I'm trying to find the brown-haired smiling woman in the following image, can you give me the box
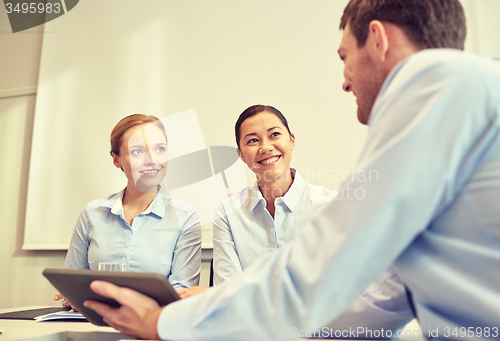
[55,114,201,307]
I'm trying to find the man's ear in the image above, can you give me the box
[366,20,389,63]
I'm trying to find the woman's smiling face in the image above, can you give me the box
[113,122,168,193]
[238,111,295,183]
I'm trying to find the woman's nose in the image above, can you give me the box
[144,151,157,165]
[259,140,273,153]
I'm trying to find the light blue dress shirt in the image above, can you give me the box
[64,188,201,290]
[157,49,500,340]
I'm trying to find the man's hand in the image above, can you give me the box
[84,280,162,340]
[177,285,209,299]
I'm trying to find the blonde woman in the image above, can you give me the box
[55,114,201,307]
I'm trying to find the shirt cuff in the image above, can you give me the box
[157,297,197,341]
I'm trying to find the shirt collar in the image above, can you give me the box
[248,168,306,212]
[106,189,125,215]
[150,189,168,218]
[248,182,265,211]
[104,187,168,219]
[280,169,305,212]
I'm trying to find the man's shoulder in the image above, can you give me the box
[409,49,472,65]
[381,49,497,102]
[402,49,492,80]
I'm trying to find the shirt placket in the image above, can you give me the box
[119,211,140,270]
[274,199,286,248]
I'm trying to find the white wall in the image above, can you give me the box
[1,0,500,310]
[0,12,61,308]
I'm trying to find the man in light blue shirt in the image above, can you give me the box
[84,1,500,340]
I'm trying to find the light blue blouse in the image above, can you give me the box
[213,169,336,284]
[64,188,201,290]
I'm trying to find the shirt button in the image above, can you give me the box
[132,228,137,232]
[277,210,281,214]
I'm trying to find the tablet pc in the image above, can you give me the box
[43,268,180,326]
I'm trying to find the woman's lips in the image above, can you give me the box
[258,155,280,166]
[139,169,162,176]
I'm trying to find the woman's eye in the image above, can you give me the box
[270,132,281,138]
[156,147,165,153]
[247,138,258,144]
[130,149,143,155]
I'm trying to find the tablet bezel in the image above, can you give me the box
[43,268,180,326]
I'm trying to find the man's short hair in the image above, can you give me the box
[340,0,466,50]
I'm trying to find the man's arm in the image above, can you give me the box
[325,267,414,335]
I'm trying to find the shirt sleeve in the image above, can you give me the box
[212,199,243,285]
[324,267,414,336]
[169,208,202,290]
[64,206,91,269]
[157,52,496,340]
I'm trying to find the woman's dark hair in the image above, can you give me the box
[235,105,292,149]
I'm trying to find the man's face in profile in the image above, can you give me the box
[338,23,387,125]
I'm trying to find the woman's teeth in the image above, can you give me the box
[260,156,279,165]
